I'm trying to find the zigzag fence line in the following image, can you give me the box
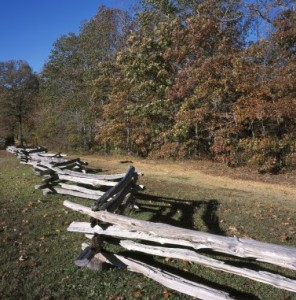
[6,145,296,299]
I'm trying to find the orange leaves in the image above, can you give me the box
[280,233,292,242]
[131,288,173,299]
[163,289,173,298]
[35,0,295,170]
[228,225,240,235]
[282,221,290,227]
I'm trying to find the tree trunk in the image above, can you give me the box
[18,113,23,146]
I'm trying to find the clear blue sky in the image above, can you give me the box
[0,0,135,73]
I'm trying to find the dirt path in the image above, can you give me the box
[81,155,296,208]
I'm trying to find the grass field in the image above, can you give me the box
[1,151,296,299]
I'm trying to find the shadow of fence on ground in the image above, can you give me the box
[135,193,225,236]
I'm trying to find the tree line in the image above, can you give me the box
[0,0,295,173]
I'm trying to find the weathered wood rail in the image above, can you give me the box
[6,145,47,156]
[6,145,296,299]
[7,146,141,213]
[64,200,296,299]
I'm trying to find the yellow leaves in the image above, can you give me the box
[157,69,169,79]
[228,225,240,235]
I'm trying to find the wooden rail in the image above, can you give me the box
[64,200,296,298]
[6,145,296,299]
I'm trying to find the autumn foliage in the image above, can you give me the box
[1,1,295,172]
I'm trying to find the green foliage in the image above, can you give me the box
[36,6,130,151]
[94,6,180,156]
[0,60,39,145]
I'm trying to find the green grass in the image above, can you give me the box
[1,154,296,299]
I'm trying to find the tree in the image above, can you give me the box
[38,32,88,149]
[230,7,296,172]
[157,0,245,159]
[96,1,180,156]
[29,1,295,171]
[0,60,39,145]
[38,6,130,150]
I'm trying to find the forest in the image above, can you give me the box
[0,0,295,173]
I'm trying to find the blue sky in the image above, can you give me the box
[0,0,135,73]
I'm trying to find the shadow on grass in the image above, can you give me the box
[124,194,295,298]
[135,192,225,235]
[102,244,259,300]
[153,259,259,300]
[200,249,296,280]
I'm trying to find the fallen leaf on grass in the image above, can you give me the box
[163,289,172,298]
[228,226,239,235]
[164,257,173,262]
[132,290,143,298]
[18,255,26,262]
[27,201,34,207]
[108,296,124,300]
[182,259,192,265]
[280,233,291,241]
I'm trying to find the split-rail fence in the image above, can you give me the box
[6,145,296,299]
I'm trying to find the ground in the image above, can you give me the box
[1,150,296,299]
[82,154,296,207]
